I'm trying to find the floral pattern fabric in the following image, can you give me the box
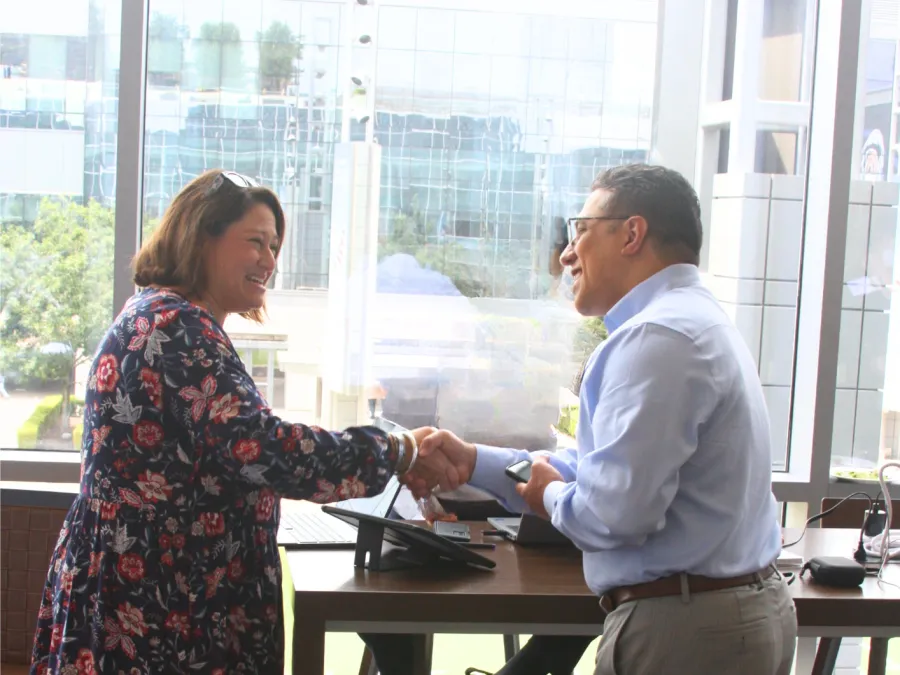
[31,288,397,674]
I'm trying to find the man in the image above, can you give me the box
[407,164,797,675]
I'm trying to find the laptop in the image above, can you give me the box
[276,416,405,549]
[487,514,573,546]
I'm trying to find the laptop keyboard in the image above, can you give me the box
[280,511,354,544]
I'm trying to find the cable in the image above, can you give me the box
[875,460,900,585]
[782,491,873,549]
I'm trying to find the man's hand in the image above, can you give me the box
[514,455,564,520]
[409,426,437,447]
[401,428,477,498]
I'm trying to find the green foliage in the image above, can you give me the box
[379,211,487,297]
[149,11,182,39]
[378,204,536,299]
[258,21,300,93]
[557,404,579,437]
[0,218,40,318]
[148,12,185,77]
[199,21,241,42]
[16,394,63,448]
[565,316,608,399]
[573,316,608,365]
[196,22,244,90]
[1,198,114,413]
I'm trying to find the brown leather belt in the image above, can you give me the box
[600,566,776,613]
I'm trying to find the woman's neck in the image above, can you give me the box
[192,294,227,326]
[163,286,227,326]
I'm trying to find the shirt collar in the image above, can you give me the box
[603,263,701,334]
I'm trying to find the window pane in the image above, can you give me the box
[416,9,454,53]
[29,36,68,79]
[133,0,813,475]
[378,6,416,51]
[704,1,816,469]
[759,0,808,102]
[832,13,900,472]
[1,1,119,452]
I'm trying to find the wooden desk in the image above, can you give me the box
[782,528,900,634]
[782,528,900,675]
[287,525,900,675]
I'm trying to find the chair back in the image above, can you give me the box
[819,497,900,529]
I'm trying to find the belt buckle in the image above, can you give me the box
[599,594,615,614]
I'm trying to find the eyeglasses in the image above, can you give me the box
[207,171,259,196]
[566,215,630,246]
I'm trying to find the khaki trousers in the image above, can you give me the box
[594,572,797,675]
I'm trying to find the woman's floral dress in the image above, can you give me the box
[30,288,399,674]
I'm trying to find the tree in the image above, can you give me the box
[378,210,486,298]
[0,222,39,318]
[149,11,181,39]
[196,22,243,91]
[258,21,300,93]
[0,199,114,418]
[572,316,608,364]
[148,12,185,85]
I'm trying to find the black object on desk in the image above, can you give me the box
[322,506,497,572]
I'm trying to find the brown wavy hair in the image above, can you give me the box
[132,170,286,323]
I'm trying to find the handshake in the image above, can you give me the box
[401,427,476,499]
[399,427,565,520]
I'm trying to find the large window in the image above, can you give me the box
[0,0,820,467]
[132,1,664,451]
[831,16,900,477]
[4,0,900,671]
[0,1,120,452]
[0,2,895,501]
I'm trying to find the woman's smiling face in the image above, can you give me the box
[201,202,280,321]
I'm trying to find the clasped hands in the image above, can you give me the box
[405,427,564,520]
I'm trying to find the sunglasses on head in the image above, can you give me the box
[207,171,259,195]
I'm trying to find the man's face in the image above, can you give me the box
[560,189,631,316]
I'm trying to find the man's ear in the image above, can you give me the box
[621,216,649,256]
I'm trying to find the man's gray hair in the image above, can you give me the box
[591,164,702,265]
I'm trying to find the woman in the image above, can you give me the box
[31,170,429,674]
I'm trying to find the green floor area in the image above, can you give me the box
[296,632,900,675]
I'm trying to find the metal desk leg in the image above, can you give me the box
[503,635,521,661]
[411,634,434,675]
[811,637,841,675]
[293,613,326,675]
[868,638,889,675]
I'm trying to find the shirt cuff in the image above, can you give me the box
[542,480,566,518]
[470,444,522,492]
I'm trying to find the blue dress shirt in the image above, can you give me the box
[469,264,782,595]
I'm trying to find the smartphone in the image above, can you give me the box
[505,459,533,484]
[432,520,471,542]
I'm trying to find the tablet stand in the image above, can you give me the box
[322,504,496,572]
[354,519,440,571]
